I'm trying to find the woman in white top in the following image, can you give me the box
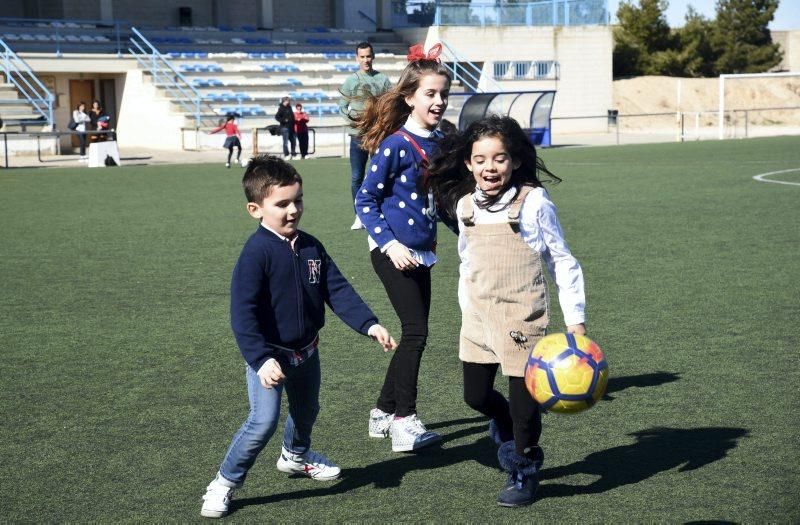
[72,102,91,160]
[427,115,586,507]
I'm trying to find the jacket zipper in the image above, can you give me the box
[290,241,304,336]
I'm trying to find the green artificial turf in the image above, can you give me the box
[1,136,798,521]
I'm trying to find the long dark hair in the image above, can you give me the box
[427,115,560,222]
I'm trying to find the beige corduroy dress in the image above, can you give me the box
[458,186,550,377]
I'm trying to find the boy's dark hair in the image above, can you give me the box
[242,155,302,203]
[356,41,373,54]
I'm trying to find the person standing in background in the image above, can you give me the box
[72,102,91,161]
[275,96,296,160]
[294,103,310,159]
[338,41,392,230]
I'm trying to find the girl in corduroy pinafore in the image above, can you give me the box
[428,115,587,508]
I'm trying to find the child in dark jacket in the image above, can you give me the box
[201,155,396,519]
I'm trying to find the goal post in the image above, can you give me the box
[718,71,800,140]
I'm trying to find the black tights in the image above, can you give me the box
[227,146,241,164]
[462,361,541,455]
[370,248,431,417]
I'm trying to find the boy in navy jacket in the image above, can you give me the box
[201,155,396,519]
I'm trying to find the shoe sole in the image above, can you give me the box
[391,434,442,453]
[276,462,340,481]
[496,500,534,508]
[200,509,228,518]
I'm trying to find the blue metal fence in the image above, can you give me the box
[0,38,54,127]
[392,0,609,27]
[128,27,204,126]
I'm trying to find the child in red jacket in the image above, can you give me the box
[209,115,243,168]
[294,103,310,159]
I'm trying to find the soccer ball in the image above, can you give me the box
[524,333,608,414]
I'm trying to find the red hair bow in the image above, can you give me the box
[406,43,443,63]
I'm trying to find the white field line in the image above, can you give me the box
[752,168,800,186]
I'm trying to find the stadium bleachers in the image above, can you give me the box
[169,52,408,125]
[0,18,407,55]
[0,17,416,130]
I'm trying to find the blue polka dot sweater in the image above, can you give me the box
[355,126,439,251]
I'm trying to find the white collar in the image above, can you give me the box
[403,116,438,138]
[261,223,296,244]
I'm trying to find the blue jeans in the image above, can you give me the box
[349,135,370,212]
[281,126,296,156]
[218,352,321,485]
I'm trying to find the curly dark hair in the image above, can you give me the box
[427,115,560,222]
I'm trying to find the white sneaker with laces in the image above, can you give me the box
[369,408,393,438]
[391,414,442,453]
[200,473,236,519]
[350,216,363,230]
[276,447,341,480]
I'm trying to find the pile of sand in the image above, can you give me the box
[613,75,800,129]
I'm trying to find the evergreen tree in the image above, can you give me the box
[613,0,674,77]
[675,7,717,77]
[712,0,782,74]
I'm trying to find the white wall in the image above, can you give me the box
[116,69,186,150]
[397,25,613,133]
[773,30,800,72]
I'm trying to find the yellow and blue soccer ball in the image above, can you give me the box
[524,333,608,414]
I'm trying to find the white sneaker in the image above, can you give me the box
[369,408,393,438]
[391,414,442,453]
[276,447,341,480]
[200,473,236,519]
[350,216,363,230]
[283,155,291,160]
[225,162,230,168]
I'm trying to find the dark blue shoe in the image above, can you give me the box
[497,469,539,507]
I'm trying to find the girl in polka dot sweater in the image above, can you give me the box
[352,44,451,452]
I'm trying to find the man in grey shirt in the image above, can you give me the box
[338,41,392,230]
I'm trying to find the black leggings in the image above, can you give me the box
[370,248,431,417]
[462,361,541,455]
[227,146,241,164]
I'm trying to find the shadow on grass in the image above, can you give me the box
[603,371,681,401]
[538,426,748,498]
[229,417,495,514]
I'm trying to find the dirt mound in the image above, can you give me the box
[613,75,800,127]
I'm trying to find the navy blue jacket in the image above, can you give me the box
[231,226,378,371]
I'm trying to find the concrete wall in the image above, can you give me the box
[275,0,333,29]
[0,0,339,29]
[397,25,613,133]
[116,69,186,150]
[773,30,800,72]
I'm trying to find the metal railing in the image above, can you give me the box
[392,0,609,27]
[493,60,560,81]
[440,40,501,93]
[0,37,54,127]
[128,26,204,126]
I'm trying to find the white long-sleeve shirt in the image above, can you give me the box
[456,185,586,326]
